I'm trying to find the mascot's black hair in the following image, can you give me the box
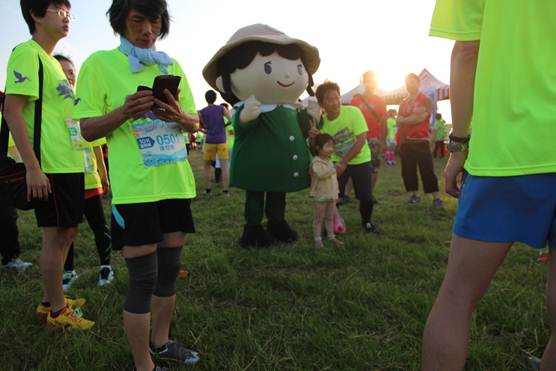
[217,41,315,105]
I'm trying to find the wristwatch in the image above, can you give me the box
[447,133,470,153]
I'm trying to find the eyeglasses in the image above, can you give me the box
[47,8,75,21]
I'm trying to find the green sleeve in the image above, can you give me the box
[232,105,256,132]
[429,0,484,41]
[296,108,311,139]
[74,55,108,120]
[5,44,39,100]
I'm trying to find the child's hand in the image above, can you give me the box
[240,95,262,123]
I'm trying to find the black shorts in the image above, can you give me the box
[34,173,84,228]
[111,199,195,250]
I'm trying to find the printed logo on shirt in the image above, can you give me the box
[333,127,355,157]
[56,80,77,103]
[13,70,29,83]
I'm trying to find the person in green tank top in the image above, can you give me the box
[432,112,447,158]
[202,24,321,247]
[73,0,200,368]
[3,0,94,331]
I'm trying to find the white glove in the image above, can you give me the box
[306,97,321,123]
[239,95,262,123]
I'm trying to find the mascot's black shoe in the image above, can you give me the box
[240,224,273,248]
[267,220,298,243]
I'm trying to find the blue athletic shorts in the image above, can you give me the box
[454,173,556,249]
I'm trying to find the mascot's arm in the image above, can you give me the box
[296,108,312,139]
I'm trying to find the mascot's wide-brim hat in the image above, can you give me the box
[203,23,320,90]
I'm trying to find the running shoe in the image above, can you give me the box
[150,341,200,365]
[3,258,32,271]
[62,270,78,291]
[47,306,94,330]
[98,265,114,287]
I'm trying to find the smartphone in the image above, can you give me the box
[152,75,181,104]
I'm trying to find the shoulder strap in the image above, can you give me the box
[354,94,382,123]
[0,57,43,163]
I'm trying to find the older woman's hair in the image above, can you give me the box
[107,0,170,39]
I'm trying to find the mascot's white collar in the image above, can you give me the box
[234,102,297,113]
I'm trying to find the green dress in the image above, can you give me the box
[230,105,312,192]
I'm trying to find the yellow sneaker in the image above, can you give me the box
[47,307,94,330]
[35,296,87,321]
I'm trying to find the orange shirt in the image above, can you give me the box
[398,93,431,141]
[350,94,387,139]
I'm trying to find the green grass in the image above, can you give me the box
[0,151,550,370]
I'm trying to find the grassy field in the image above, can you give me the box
[0,151,551,370]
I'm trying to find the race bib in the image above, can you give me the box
[132,119,187,167]
[65,118,86,150]
[83,147,95,174]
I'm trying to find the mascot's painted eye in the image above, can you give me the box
[264,61,272,75]
[297,64,303,75]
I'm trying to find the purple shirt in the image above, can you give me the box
[200,105,226,144]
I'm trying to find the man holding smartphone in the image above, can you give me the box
[74,0,200,369]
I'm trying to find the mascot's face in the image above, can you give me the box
[230,52,309,104]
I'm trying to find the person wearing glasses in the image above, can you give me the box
[3,0,93,330]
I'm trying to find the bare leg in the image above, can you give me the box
[151,232,185,348]
[220,158,229,192]
[324,201,335,239]
[541,248,556,370]
[421,235,511,371]
[122,244,158,371]
[40,226,78,311]
[203,160,212,191]
[313,203,326,248]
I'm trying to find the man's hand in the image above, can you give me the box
[239,95,261,123]
[122,90,154,120]
[154,89,185,122]
[336,161,347,176]
[444,151,468,198]
[26,167,51,201]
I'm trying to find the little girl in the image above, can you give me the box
[310,134,344,248]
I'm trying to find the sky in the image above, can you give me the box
[0,0,454,119]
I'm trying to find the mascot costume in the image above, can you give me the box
[203,24,320,247]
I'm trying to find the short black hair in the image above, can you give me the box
[20,0,71,34]
[107,0,170,39]
[218,41,315,105]
[53,54,74,65]
[436,113,442,119]
[315,82,341,106]
[205,90,217,104]
[219,102,229,109]
[310,133,334,156]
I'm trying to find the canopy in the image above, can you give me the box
[341,68,449,105]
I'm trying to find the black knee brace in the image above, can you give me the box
[154,247,182,297]
[124,253,158,314]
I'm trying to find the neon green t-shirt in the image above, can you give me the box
[434,119,446,141]
[430,0,556,176]
[320,105,371,165]
[73,48,197,204]
[225,116,234,149]
[4,39,83,173]
[386,117,397,142]
[83,138,106,191]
